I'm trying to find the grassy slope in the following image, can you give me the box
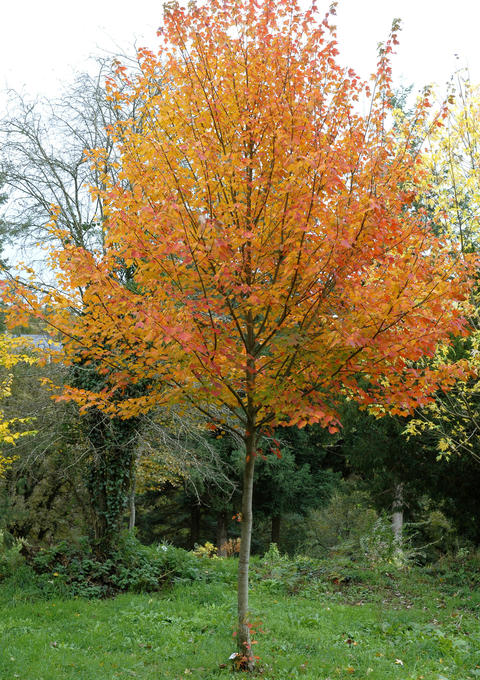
[1,559,479,680]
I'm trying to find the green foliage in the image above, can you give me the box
[426,547,480,591]
[252,543,326,596]
[339,404,431,515]
[251,512,308,555]
[254,543,298,594]
[0,529,24,579]
[26,534,206,598]
[134,424,337,555]
[409,498,460,562]
[254,425,337,520]
[135,487,193,547]
[358,515,413,568]
[0,360,90,544]
[334,403,480,552]
[300,482,465,569]
[301,484,378,559]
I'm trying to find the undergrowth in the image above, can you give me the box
[0,533,236,599]
[1,545,479,679]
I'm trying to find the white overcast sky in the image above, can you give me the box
[0,0,479,109]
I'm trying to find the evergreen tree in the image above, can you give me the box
[253,426,338,551]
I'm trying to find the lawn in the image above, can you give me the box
[1,555,479,679]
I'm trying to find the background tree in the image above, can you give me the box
[340,406,424,546]
[0,65,125,254]
[0,173,8,269]
[407,74,480,461]
[6,0,475,666]
[253,426,337,549]
[0,67,146,551]
[177,431,241,553]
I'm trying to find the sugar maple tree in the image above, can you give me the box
[5,0,475,667]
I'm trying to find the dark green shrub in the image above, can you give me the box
[426,548,480,590]
[252,543,328,595]
[301,486,378,559]
[28,533,206,598]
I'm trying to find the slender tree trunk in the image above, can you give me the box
[271,514,281,546]
[216,510,228,557]
[128,459,137,532]
[237,252,257,669]
[392,481,404,548]
[128,486,136,532]
[190,503,201,549]
[236,433,256,670]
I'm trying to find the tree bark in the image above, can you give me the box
[216,510,228,557]
[236,432,256,670]
[128,486,136,532]
[271,514,281,546]
[392,481,404,547]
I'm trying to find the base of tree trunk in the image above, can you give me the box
[236,438,256,670]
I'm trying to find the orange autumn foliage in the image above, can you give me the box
[7,1,472,431]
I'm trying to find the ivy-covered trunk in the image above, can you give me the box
[84,410,138,554]
[70,365,140,554]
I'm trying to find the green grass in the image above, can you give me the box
[1,557,479,679]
